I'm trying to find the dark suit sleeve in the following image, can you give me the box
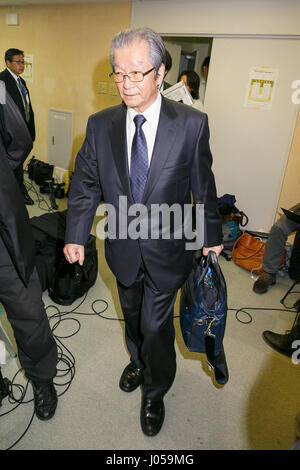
[0,96,33,170]
[0,134,36,285]
[0,71,35,141]
[0,103,9,148]
[65,116,102,245]
[190,113,222,247]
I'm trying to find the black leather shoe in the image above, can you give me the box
[23,191,34,205]
[262,326,300,357]
[140,397,165,437]
[119,362,144,392]
[32,381,57,420]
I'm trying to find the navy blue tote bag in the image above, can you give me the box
[180,250,229,384]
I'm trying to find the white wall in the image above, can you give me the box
[131,0,300,231]
[131,0,300,36]
[206,37,300,232]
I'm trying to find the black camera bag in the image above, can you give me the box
[30,211,98,304]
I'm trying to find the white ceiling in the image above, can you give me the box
[0,0,131,6]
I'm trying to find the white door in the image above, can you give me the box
[48,109,73,170]
[205,37,300,232]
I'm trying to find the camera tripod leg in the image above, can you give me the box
[280,280,298,304]
[49,188,58,210]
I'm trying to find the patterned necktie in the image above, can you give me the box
[17,77,30,122]
[130,114,148,203]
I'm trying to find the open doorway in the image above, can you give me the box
[162,36,213,104]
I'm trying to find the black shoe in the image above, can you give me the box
[119,362,144,392]
[140,397,165,437]
[32,381,57,420]
[262,327,300,357]
[23,191,34,205]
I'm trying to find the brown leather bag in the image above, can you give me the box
[232,232,286,275]
[232,232,266,275]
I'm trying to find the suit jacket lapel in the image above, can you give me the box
[108,104,133,202]
[142,97,178,203]
[108,98,178,204]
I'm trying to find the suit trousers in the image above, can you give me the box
[13,163,25,193]
[263,215,300,275]
[117,260,177,400]
[0,237,57,383]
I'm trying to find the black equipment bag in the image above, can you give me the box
[31,210,68,292]
[48,235,98,305]
[28,156,53,186]
[30,211,98,305]
[180,250,229,384]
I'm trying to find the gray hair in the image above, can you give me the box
[110,27,166,77]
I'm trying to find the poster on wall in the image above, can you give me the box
[22,54,33,83]
[244,66,279,110]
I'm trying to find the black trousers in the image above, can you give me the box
[0,237,57,383]
[117,262,177,400]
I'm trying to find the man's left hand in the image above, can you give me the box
[202,244,224,257]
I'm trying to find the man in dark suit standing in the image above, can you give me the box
[0,48,35,205]
[64,28,223,436]
[0,89,58,420]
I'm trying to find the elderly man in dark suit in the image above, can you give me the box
[0,87,57,420]
[64,27,223,436]
[0,48,35,205]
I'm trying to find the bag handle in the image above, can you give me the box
[197,250,226,292]
[239,212,249,227]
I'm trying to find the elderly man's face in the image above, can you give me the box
[113,39,164,113]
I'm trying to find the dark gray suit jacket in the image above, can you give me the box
[0,87,35,285]
[66,97,222,292]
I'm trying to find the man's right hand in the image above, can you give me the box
[63,244,85,266]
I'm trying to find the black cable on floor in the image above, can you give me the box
[0,292,109,450]
[24,179,56,213]
[2,282,299,449]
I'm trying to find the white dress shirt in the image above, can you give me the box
[192,98,205,112]
[126,92,162,172]
[6,67,19,82]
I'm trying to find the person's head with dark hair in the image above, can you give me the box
[164,50,172,76]
[5,48,24,62]
[202,56,210,81]
[5,48,25,77]
[178,69,200,100]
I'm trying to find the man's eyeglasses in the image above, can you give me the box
[109,67,154,83]
[12,60,25,64]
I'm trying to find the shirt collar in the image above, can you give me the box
[6,67,19,81]
[127,92,162,127]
